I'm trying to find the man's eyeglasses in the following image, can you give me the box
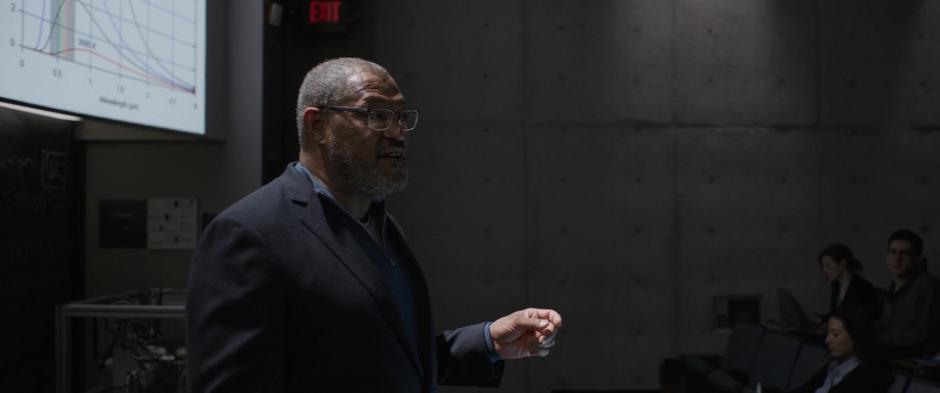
[319,106,420,132]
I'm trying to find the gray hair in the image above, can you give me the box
[295,58,389,148]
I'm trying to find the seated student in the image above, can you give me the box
[875,229,940,358]
[787,307,892,393]
[818,243,882,319]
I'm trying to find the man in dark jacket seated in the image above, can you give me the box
[874,229,940,358]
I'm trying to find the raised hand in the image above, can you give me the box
[489,308,563,360]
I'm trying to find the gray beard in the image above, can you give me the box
[326,136,408,198]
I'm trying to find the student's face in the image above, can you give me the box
[820,255,848,282]
[825,317,855,360]
[886,240,921,278]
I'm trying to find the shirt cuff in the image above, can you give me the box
[482,321,500,363]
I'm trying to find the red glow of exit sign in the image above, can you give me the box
[309,1,341,24]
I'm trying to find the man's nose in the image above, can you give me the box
[383,122,407,141]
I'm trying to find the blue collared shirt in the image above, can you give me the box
[293,163,385,242]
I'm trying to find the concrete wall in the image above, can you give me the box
[82,0,264,296]
[270,0,940,391]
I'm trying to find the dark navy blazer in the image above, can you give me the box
[187,165,503,393]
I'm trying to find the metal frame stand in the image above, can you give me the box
[55,289,186,393]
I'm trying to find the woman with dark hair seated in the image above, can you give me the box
[789,307,892,393]
[818,243,883,319]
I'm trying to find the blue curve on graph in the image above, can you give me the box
[100,0,193,90]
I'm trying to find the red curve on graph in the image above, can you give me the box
[47,47,195,94]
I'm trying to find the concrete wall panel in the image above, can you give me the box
[372,1,524,124]
[676,128,825,352]
[525,127,676,390]
[526,275,674,392]
[895,2,940,126]
[818,1,938,126]
[525,0,674,124]
[675,0,816,125]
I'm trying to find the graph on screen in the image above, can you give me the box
[1,0,206,134]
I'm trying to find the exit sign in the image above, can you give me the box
[309,1,341,24]
[298,0,359,34]
[302,0,360,33]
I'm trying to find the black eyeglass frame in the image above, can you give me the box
[318,105,420,132]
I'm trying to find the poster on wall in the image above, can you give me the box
[147,197,197,250]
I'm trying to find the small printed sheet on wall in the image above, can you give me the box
[147,198,198,250]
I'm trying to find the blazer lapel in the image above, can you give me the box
[280,165,425,379]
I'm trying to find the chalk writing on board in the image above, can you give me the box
[0,151,67,214]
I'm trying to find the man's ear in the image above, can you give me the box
[303,107,327,145]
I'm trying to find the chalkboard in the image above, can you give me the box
[0,106,78,393]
